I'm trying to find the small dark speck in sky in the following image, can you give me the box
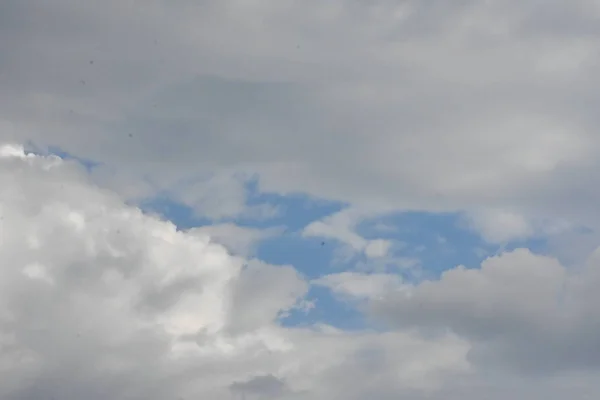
[128,133,133,137]
[89,60,94,64]
[321,241,325,246]
[80,80,86,85]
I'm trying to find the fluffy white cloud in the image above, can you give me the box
[0,146,479,399]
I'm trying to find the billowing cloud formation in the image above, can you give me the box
[5,146,600,398]
[0,146,477,399]
[364,248,600,375]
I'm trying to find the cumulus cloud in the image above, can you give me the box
[0,145,479,399]
[367,247,600,375]
[0,146,284,397]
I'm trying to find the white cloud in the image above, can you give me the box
[313,272,404,301]
[364,239,392,258]
[463,207,577,245]
[227,259,309,334]
[167,170,280,221]
[302,208,368,251]
[302,208,394,260]
[0,145,480,399]
[463,208,535,244]
[189,223,283,257]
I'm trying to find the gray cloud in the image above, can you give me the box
[1,0,600,230]
[230,374,287,398]
[367,248,600,375]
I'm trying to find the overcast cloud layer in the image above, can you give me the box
[3,0,600,227]
[3,0,600,398]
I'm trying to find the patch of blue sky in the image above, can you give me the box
[357,212,493,278]
[357,211,552,280]
[257,232,335,279]
[279,285,369,331]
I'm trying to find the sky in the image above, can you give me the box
[2,0,600,398]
